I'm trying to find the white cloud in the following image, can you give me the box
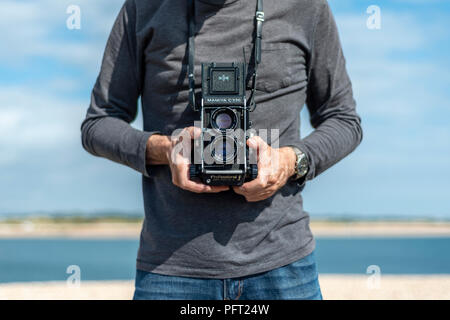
[0,86,86,165]
[0,0,124,72]
[336,11,450,119]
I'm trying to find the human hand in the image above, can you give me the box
[147,127,229,193]
[232,136,296,202]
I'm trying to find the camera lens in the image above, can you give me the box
[212,108,237,130]
[215,113,233,129]
[211,136,237,163]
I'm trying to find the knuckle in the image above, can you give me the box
[237,186,247,194]
[256,136,265,144]
[268,175,277,185]
[258,179,268,188]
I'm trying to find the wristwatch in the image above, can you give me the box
[290,147,309,181]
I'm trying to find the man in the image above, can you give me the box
[81,0,362,300]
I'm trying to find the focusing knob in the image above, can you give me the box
[189,164,198,179]
[250,164,258,180]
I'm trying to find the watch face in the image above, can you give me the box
[297,152,309,178]
[291,147,309,180]
[298,157,308,176]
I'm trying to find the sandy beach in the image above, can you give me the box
[1,220,450,238]
[1,275,449,300]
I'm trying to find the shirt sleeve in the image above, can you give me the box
[296,0,363,181]
[80,0,159,177]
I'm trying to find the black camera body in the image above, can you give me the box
[189,62,258,186]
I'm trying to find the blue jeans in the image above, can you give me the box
[133,251,322,300]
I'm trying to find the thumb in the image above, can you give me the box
[185,126,202,140]
[248,136,269,152]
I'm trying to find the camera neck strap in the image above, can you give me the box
[187,0,264,111]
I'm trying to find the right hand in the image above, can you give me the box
[147,127,230,194]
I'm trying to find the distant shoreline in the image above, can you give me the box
[1,219,450,238]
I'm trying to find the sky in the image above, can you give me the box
[0,0,449,218]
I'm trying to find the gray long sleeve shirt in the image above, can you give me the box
[81,0,362,278]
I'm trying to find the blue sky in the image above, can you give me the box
[0,0,449,218]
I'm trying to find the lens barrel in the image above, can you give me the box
[211,135,237,163]
[211,108,237,131]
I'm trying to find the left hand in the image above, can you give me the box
[233,136,297,202]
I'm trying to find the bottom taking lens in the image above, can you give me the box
[212,136,236,163]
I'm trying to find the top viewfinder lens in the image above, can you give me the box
[212,108,237,130]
